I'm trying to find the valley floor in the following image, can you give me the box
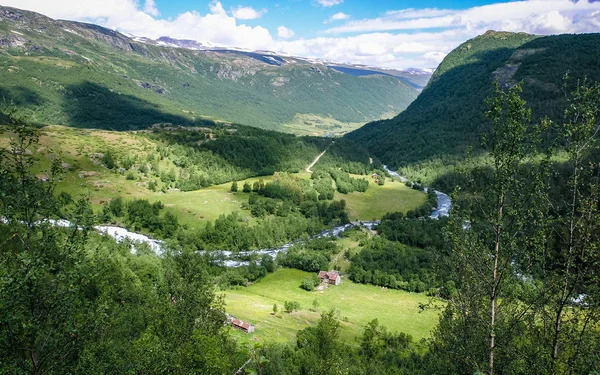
[223,268,443,344]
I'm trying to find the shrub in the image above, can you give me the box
[102,151,117,169]
[284,300,300,313]
[301,277,316,291]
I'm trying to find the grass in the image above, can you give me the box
[223,268,442,344]
[281,113,365,137]
[338,177,427,221]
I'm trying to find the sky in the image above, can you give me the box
[2,0,600,69]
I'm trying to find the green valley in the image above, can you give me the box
[2,2,600,374]
[0,6,418,135]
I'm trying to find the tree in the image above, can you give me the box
[0,117,92,374]
[544,78,600,370]
[273,304,278,314]
[108,196,124,217]
[301,277,316,291]
[435,82,549,375]
[243,182,252,193]
[230,181,238,192]
[296,310,348,374]
[102,150,117,169]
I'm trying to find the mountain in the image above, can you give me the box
[327,65,433,90]
[0,6,419,135]
[346,31,600,174]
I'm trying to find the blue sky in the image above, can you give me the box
[3,0,600,68]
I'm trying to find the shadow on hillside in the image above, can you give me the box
[61,81,194,130]
[0,86,45,124]
[0,86,44,107]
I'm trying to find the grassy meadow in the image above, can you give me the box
[223,268,442,344]
[338,176,427,221]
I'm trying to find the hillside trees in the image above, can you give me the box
[432,83,550,375]
[0,117,92,375]
[544,79,600,370]
[430,80,600,375]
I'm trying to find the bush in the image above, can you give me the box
[102,151,117,169]
[301,277,316,291]
[284,300,300,313]
[126,172,135,180]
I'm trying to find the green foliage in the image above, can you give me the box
[230,181,238,192]
[301,277,316,291]
[277,238,338,273]
[102,150,117,169]
[283,301,300,313]
[348,237,440,293]
[300,274,322,292]
[108,196,124,217]
[329,169,369,194]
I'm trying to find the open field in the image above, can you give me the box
[223,268,442,344]
[338,177,427,221]
[281,113,365,137]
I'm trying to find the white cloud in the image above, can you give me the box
[325,0,600,34]
[143,0,159,17]
[325,12,350,23]
[3,0,600,69]
[232,6,266,20]
[316,0,343,8]
[277,26,295,39]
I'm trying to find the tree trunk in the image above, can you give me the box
[489,201,503,375]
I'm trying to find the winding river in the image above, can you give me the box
[24,168,452,266]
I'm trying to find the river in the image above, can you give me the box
[20,168,451,267]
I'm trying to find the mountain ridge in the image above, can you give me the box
[0,5,421,135]
[346,30,600,180]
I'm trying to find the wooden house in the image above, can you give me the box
[318,270,341,285]
[231,318,255,333]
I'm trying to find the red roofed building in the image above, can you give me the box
[318,270,341,285]
[231,318,255,333]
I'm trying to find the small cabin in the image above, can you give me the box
[318,270,341,285]
[231,318,255,333]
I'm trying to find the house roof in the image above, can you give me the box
[232,319,252,330]
[318,270,339,281]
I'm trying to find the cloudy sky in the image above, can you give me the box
[2,0,600,69]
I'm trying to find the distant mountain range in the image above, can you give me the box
[0,6,429,135]
[129,35,433,90]
[346,30,600,175]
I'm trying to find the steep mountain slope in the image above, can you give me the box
[346,31,600,170]
[0,6,418,135]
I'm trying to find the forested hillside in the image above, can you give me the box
[0,6,418,135]
[346,31,600,177]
